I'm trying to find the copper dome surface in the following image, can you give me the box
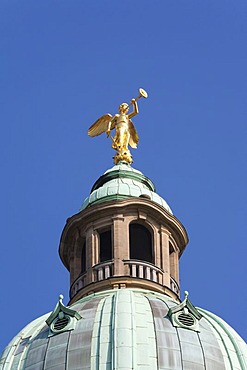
[1,289,246,370]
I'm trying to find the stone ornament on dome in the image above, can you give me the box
[88,88,148,164]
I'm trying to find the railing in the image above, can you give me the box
[70,261,114,299]
[70,273,87,299]
[124,259,163,284]
[170,276,180,295]
[93,260,114,282]
[70,261,180,299]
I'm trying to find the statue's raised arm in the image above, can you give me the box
[88,88,148,165]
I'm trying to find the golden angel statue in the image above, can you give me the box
[88,88,148,164]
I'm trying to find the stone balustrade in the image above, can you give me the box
[124,259,163,284]
[70,272,87,298]
[170,276,180,295]
[93,260,114,281]
[70,260,180,299]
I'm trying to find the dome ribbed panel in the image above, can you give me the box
[90,290,158,370]
[0,314,49,370]
[147,296,227,370]
[64,299,100,370]
[198,308,247,370]
[197,317,227,369]
[177,328,205,369]
[0,301,100,370]
[148,297,183,369]
[43,331,70,370]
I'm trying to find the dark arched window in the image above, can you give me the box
[129,223,153,263]
[169,242,174,255]
[99,229,112,262]
[81,241,86,274]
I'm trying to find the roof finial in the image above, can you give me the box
[184,290,189,300]
[88,88,148,165]
[59,294,64,303]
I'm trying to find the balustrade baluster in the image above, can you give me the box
[152,269,157,282]
[132,264,137,277]
[105,265,110,278]
[98,268,103,281]
[138,264,144,278]
[145,266,151,280]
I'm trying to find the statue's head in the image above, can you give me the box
[118,103,129,114]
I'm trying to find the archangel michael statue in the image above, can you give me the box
[88,88,148,164]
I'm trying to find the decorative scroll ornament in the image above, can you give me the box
[88,88,148,165]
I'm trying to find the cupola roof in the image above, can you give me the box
[80,162,173,214]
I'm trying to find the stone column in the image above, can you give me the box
[73,234,84,281]
[170,250,179,284]
[112,214,126,276]
[69,230,80,286]
[69,245,75,287]
[160,226,171,287]
[154,225,160,268]
[85,226,95,285]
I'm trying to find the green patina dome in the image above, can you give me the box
[1,288,246,370]
[80,162,173,214]
[3,163,246,370]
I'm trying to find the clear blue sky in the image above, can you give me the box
[1,1,246,351]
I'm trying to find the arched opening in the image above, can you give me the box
[81,240,86,274]
[99,229,112,262]
[129,223,153,263]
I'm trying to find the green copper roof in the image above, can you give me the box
[1,289,246,370]
[80,162,173,214]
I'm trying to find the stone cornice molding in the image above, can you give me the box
[59,198,189,270]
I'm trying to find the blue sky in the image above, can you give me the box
[1,1,247,351]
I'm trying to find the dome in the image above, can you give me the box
[80,162,173,214]
[1,288,246,370]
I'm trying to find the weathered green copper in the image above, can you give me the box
[80,162,173,213]
[1,289,246,369]
[46,294,81,337]
[168,291,203,332]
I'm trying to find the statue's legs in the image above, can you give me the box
[112,126,133,165]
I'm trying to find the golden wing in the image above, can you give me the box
[88,113,112,137]
[128,119,139,148]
